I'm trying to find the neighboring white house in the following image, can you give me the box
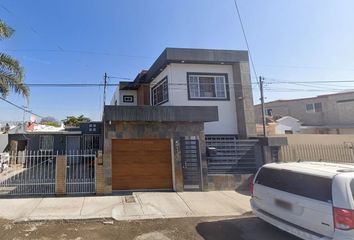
[275,116,302,134]
[110,48,256,138]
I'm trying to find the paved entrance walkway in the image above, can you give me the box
[0,191,251,221]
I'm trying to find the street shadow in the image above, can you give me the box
[196,216,301,240]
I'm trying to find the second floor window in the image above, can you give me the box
[187,73,229,100]
[151,77,168,105]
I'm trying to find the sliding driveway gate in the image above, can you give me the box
[0,150,96,197]
[0,151,56,196]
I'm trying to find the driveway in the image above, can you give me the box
[0,215,301,240]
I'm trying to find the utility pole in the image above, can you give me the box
[22,104,28,132]
[259,76,267,137]
[103,72,107,107]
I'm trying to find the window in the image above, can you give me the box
[151,77,168,105]
[39,135,54,151]
[114,100,117,105]
[351,180,354,201]
[314,102,322,112]
[306,103,314,112]
[89,124,97,132]
[306,102,322,112]
[187,73,229,100]
[123,95,134,103]
[255,167,332,203]
[83,134,100,151]
[266,108,273,116]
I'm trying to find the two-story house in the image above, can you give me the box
[254,91,354,134]
[100,48,257,194]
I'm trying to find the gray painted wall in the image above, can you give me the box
[0,134,8,152]
[8,134,80,153]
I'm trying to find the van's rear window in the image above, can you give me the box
[255,167,332,203]
[350,180,354,201]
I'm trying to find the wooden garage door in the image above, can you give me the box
[112,139,173,190]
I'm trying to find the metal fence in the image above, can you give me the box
[0,150,56,196]
[280,144,354,164]
[0,150,96,196]
[206,135,260,174]
[66,150,96,195]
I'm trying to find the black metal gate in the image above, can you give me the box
[180,137,202,191]
[206,135,260,174]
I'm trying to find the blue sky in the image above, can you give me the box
[1,0,354,121]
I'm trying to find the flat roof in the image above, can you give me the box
[135,48,249,84]
[256,90,354,106]
[10,131,82,135]
[103,105,219,122]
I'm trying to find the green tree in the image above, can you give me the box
[63,115,91,127]
[0,20,29,98]
[40,116,61,127]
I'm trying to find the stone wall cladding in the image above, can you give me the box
[233,62,256,138]
[95,151,105,195]
[103,121,207,193]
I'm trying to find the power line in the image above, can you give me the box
[261,64,354,72]
[107,76,133,80]
[2,49,154,59]
[271,82,352,91]
[264,87,353,93]
[14,82,259,88]
[265,78,354,84]
[233,0,258,81]
[0,96,43,118]
[0,4,64,52]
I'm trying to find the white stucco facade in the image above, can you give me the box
[110,87,137,106]
[149,63,238,135]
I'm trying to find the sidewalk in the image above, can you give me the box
[0,191,251,221]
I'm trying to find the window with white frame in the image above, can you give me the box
[188,73,229,100]
[39,135,54,151]
[306,102,322,113]
[151,77,168,105]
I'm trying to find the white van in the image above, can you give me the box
[250,162,354,240]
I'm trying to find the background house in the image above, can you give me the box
[255,91,354,134]
[6,122,102,154]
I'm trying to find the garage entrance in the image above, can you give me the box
[112,139,173,191]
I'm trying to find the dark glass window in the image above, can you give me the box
[123,95,134,103]
[152,77,168,105]
[255,167,332,203]
[314,102,322,112]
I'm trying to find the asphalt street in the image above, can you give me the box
[0,215,301,240]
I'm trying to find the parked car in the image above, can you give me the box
[250,162,354,240]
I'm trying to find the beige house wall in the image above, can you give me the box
[255,92,354,126]
[276,134,354,145]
